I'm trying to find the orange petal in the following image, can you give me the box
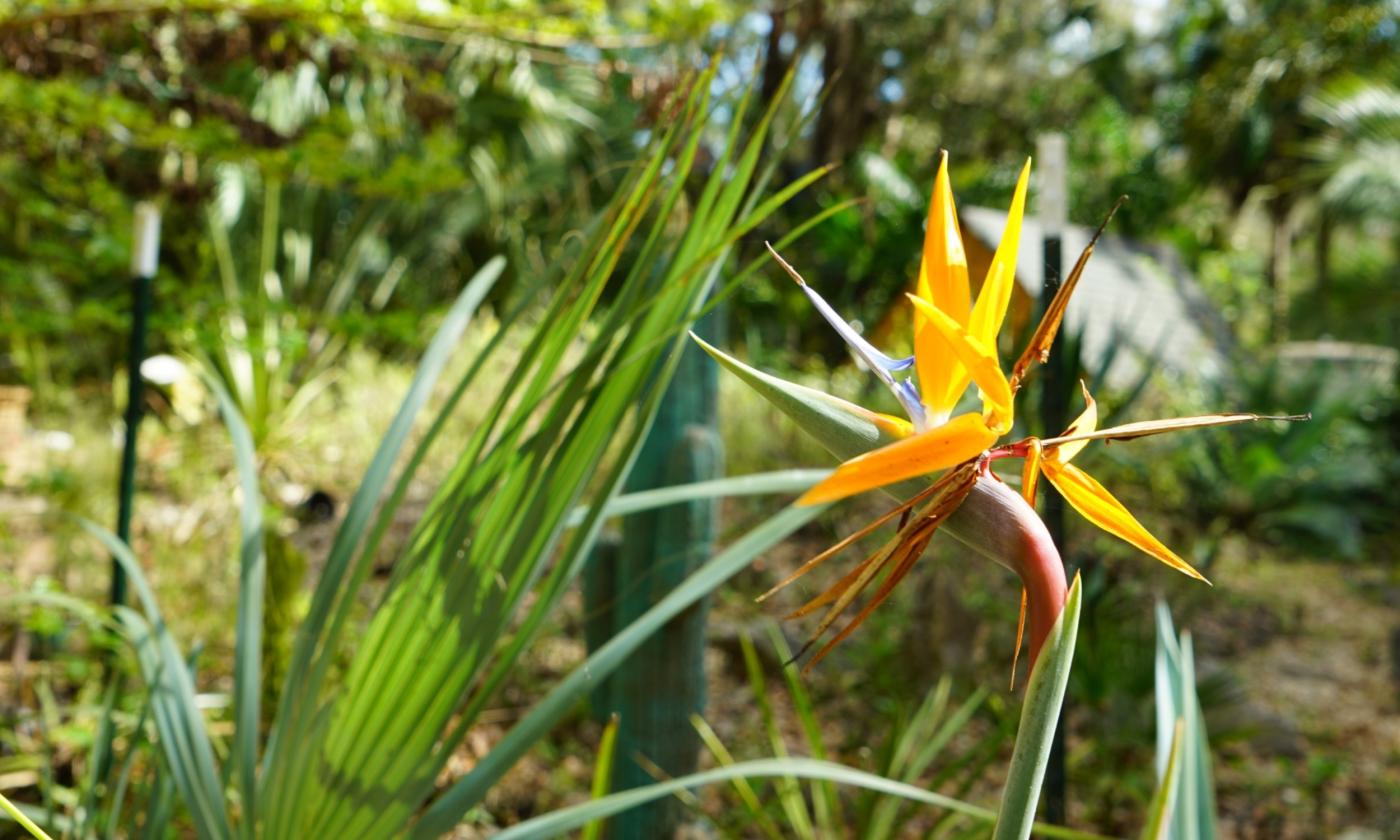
[1041,461,1208,582]
[905,295,1014,433]
[914,152,972,418]
[797,412,995,506]
[917,151,972,320]
[1020,438,1043,506]
[969,158,1031,352]
[1010,587,1028,691]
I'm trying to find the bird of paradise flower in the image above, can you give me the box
[698,152,1305,676]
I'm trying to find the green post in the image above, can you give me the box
[99,201,160,783]
[1036,133,1070,824]
[113,202,161,606]
[583,312,722,838]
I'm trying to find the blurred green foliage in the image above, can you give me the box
[3,0,1395,389]
[0,0,731,395]
[722,0,1397,356]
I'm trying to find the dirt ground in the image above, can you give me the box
[3,435,1398,838]
[461,517,1400,839]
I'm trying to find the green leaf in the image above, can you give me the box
[692,715,787,840]
[580,715,619,840]
[993,574,1083,840]
[739,631,816,840]
[690,334,904,461]
[562,469,828,527]
[259,255,505,834]
[307,67,832,840]
[869,680,987,840]
[1154,603,1219,840]
[486,758,1115,840]
[1141,721,1185,840]
[766,624,845,832]
[205,372,265,832]
[80,521,232,840]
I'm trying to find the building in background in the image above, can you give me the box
[958,206,1233,389]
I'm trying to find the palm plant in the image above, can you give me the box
[1299,76,1400,327]
[9,65,841,838]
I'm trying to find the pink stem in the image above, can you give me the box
[942,471,1068,672]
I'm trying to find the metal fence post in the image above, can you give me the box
[1036,133,1070,825]
[113,201,161,606]
[583,309,722,839]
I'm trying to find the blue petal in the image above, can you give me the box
[770,244,929,430]
[895,378,928,431]
[799,284,913,374]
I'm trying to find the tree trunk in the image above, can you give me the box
[814,11,871,167]
[1265,195,1295,342]
[760,9,788,107]
[1315,210,1333,333]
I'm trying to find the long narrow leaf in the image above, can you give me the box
[80,522,232,840]
[740,632,815,840]
[489,758,1115,840]
[260,256,504,831]
[1141,721,1185,840]
[692,336,905,459]
[993,574,1083,840]
[562,469,828,527]
[304,98,708,836]
[1155,602,1219,840]
[691,715,787,840]
[766,624,844,832]
[580,715,619,840]
[0,791,54,840]
[205,372,265,832]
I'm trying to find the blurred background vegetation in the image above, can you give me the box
[1,1,1397,837]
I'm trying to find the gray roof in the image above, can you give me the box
[960,206,1232,388]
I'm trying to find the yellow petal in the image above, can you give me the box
[870,411,916,439]
[797,412,995,506]
[914,152,972,417]
[969,158,1031,351]
[1046,382,1097,465]
[906,295,1014,433]
[1041,461,1208,582]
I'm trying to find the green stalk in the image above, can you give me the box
[0,791,54,840]
[993,575,1083,840]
